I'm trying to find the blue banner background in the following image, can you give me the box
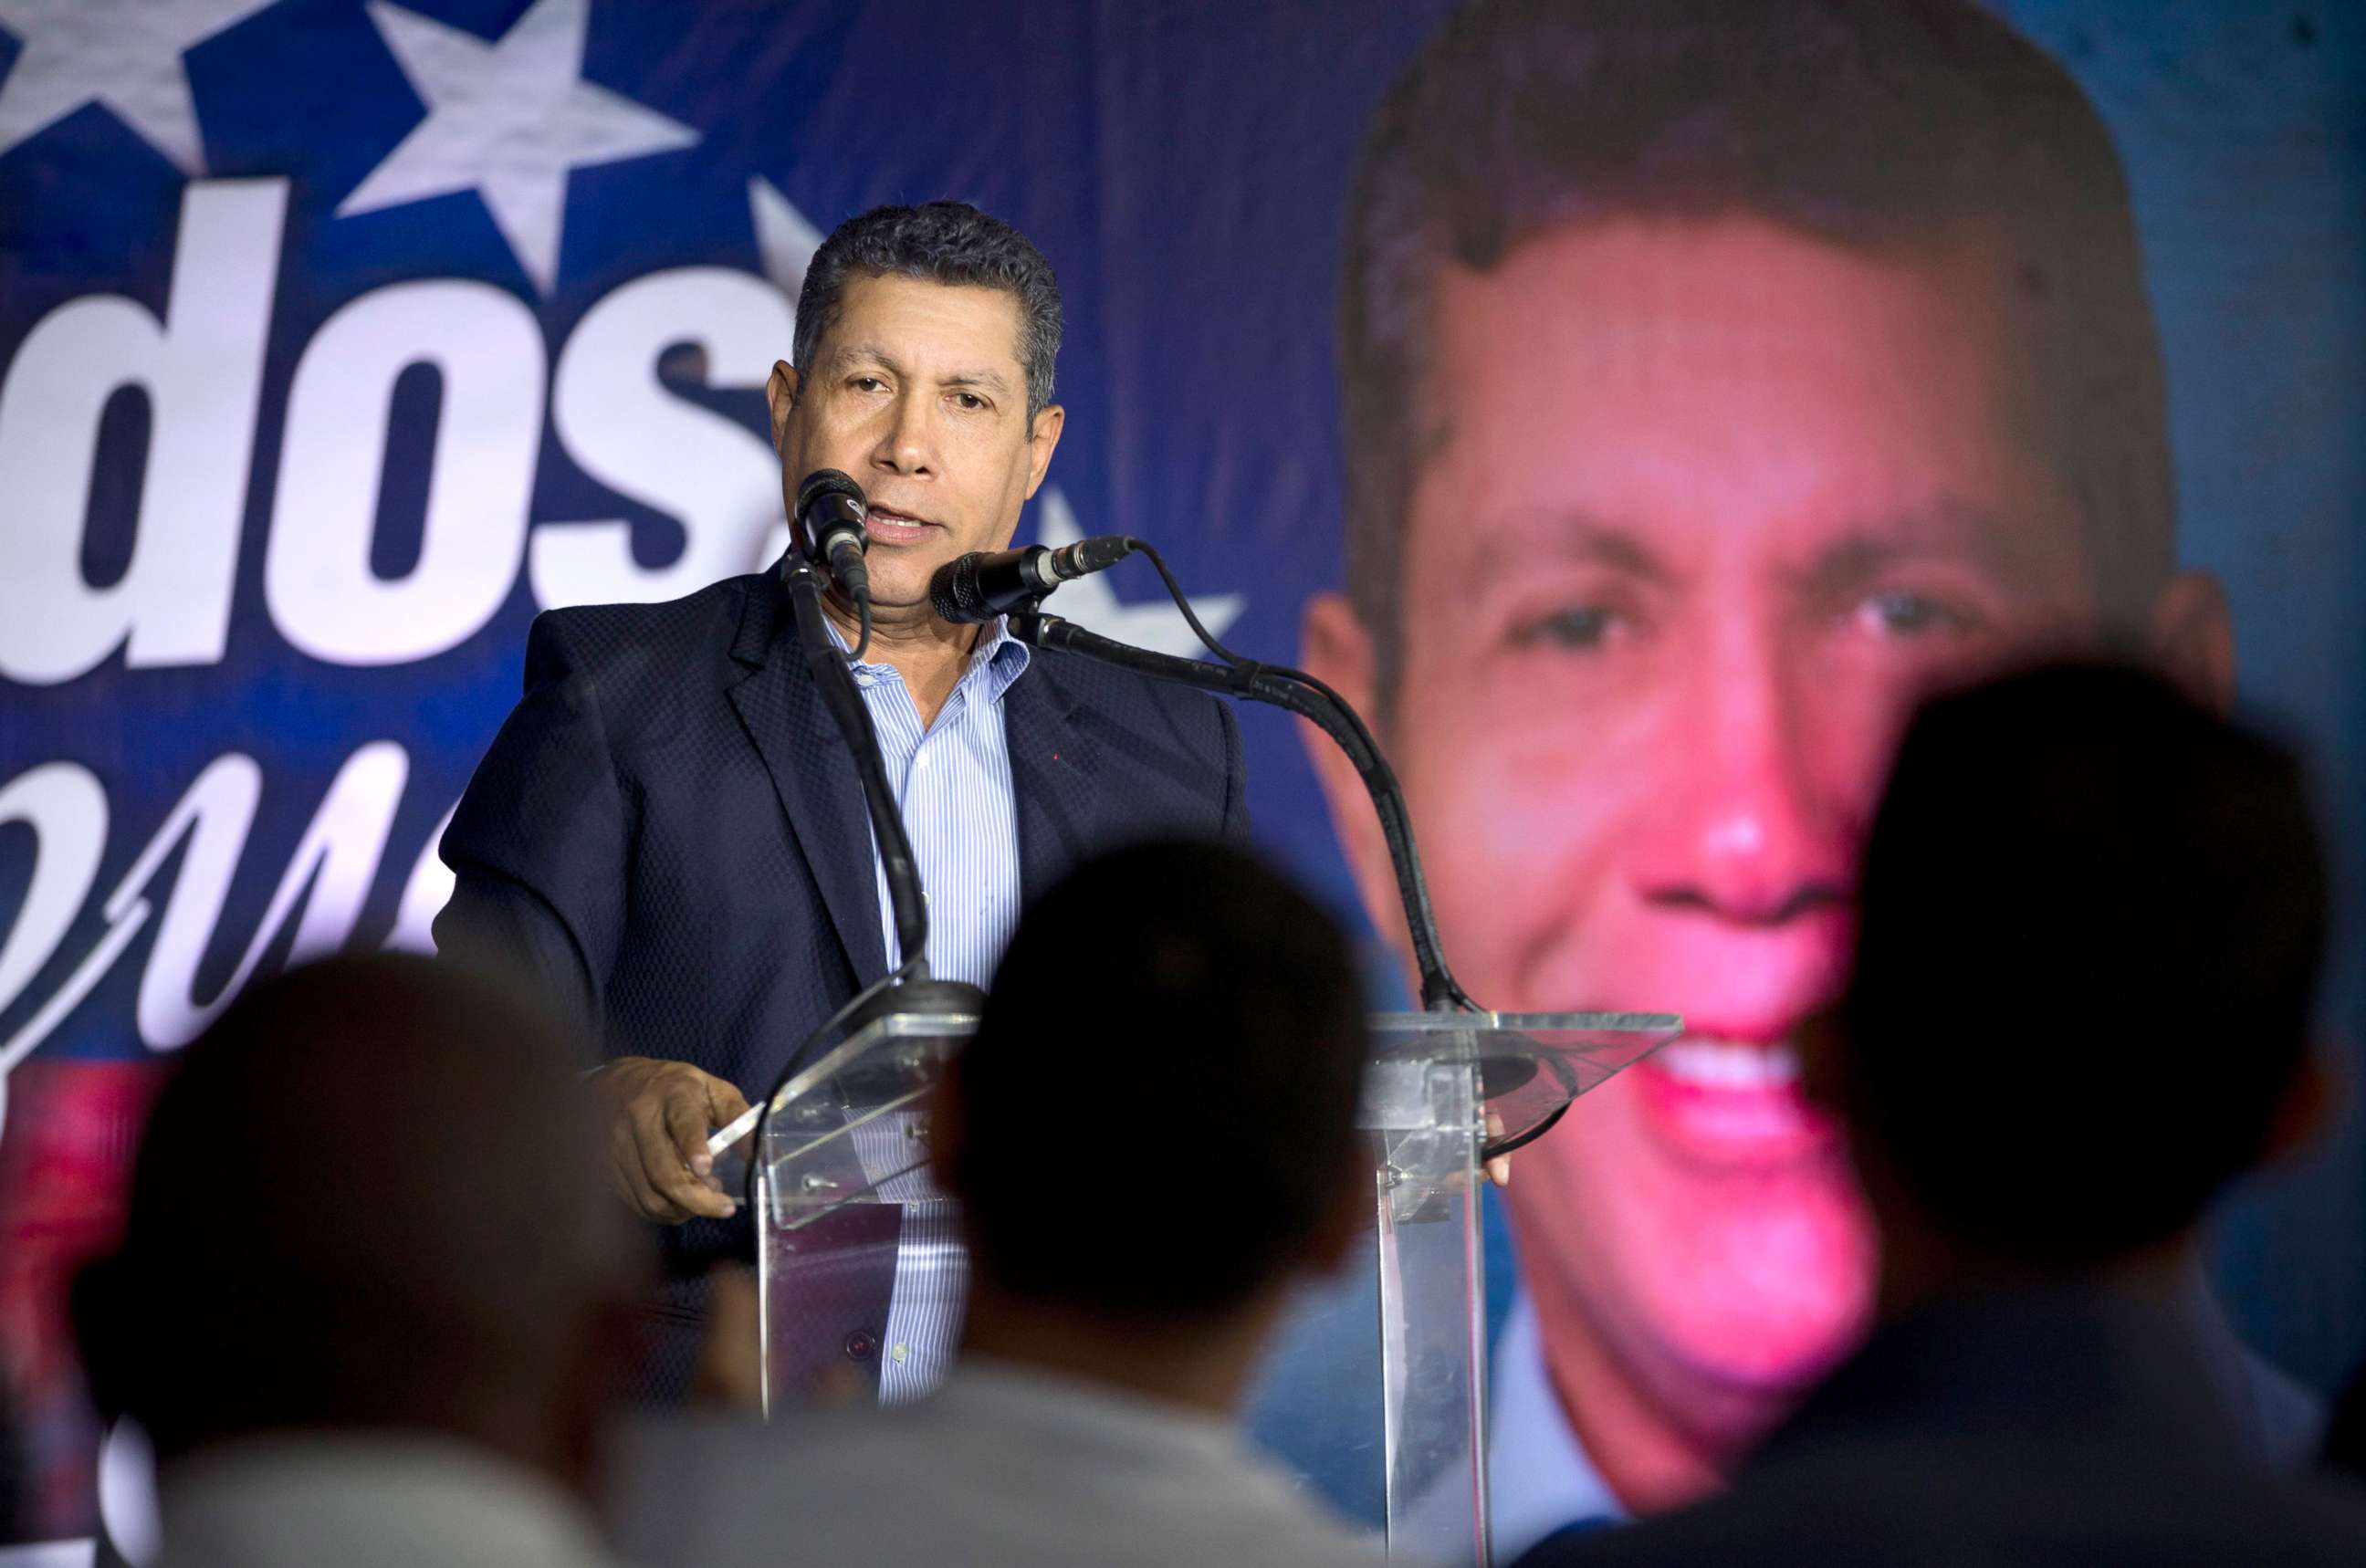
[0,0,2360,1538]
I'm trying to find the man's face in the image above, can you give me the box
[769,271,1063,611]
[1307,218,2105,1442]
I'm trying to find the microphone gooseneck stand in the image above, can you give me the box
[1007,605,1584,1159]
[995,535,1611,1158]
[1003,609,1472,1015]
[738,547,983,1212]
[777,546,983,1019]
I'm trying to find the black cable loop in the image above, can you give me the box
[1124,538,1472,1012]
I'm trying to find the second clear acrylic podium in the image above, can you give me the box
[746,1006,1676,1566]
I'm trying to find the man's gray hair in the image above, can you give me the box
[794,200,1063,421]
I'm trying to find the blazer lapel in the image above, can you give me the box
[725,577,889,986]
[1003,651,1107,909]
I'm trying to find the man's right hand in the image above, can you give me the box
[595,1057,753,1223]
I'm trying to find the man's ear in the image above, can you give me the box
[2149,569,2235,715]
[1022,403,1065,500]
[1301,593,1411,967]
[766,361,799,453]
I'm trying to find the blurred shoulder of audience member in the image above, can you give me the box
[71,953,645,1568]
[1516,661,2366,1567]
[610,839,1401,1567]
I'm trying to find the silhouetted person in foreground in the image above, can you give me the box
[611,840,1392,1566]
[1520,662,2366,1566]
[72,955,644,1568]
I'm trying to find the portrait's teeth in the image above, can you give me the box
[1653,1038,1800,1091]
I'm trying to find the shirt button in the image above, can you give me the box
[892,1343,908,1364]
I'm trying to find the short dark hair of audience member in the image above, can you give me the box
[72,955,643,1491]
[791,199,1064,422]
[1831,662,2327,1278]
[935,840,1367,1354]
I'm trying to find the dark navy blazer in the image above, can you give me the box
[434,563,1246,1295]
[1514,1289,2366,1568]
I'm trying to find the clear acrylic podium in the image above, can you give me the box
[741,1006,1677,1565]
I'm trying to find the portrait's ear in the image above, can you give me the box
[766,360,800,452]
[2149,569,2234,714]
[1023,403,1066,499]
[1300,593,1408,966]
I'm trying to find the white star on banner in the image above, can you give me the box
[1034,488,1245,660]
[0,0,277,172]
[340,0,698,294]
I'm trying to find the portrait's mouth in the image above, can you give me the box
[863,506,940,545]
[1632,1034,1833,1166]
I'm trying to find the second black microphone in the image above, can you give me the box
[930,536,1136,624]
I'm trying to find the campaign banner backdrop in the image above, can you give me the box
[1,0,2360,1543]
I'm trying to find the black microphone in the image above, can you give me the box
[795,469,871,601]
[930,536,1136,624]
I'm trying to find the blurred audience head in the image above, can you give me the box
[71,954,641,1492]
[936,840,1367,1390]
[1823,661,2327,1287]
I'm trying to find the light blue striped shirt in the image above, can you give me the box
[834,615,1031,1403]
[844,616,1032,985]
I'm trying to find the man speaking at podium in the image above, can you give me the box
[434,201,1246,1395]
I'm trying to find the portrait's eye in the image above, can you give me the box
[953,392,987,411]
[1509,604,1617,652]
[1854,589,1977,639]
[850,375,886,392]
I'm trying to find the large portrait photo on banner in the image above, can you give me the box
[1283,0,2354,1547]
[0,0,2359,1552]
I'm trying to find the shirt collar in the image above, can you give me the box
[928,1356,1248,1470]
[961,616,1032,704]
[1489,1288,1627,1558]
[158,1434,614,1568]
